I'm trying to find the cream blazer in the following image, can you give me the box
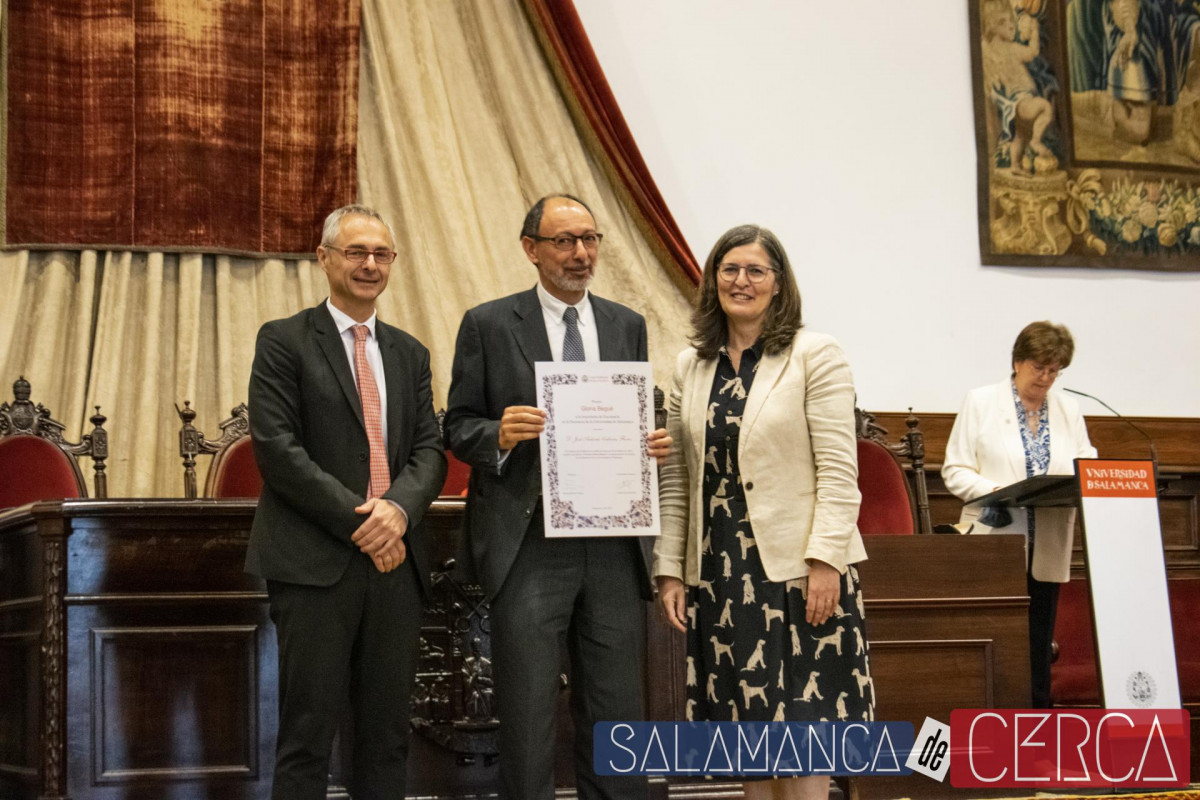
[942,382,1096,583]
[653,330,866,585]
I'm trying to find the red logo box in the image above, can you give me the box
[949,709,1190,789]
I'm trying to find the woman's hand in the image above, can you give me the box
[656,576,688,632]
[805,560,841,626]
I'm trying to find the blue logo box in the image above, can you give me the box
[594,721,915,777]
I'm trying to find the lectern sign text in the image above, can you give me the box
[1078,461,1156,498]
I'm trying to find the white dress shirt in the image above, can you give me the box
[536,281,600,362]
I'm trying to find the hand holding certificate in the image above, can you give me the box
[535,361,661,537]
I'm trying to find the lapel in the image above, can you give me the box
[1045,391,1073,473]
[312,303,365,433]
[739,347,788,456]
[687,355,719,464]
[511,287,553,370]
[592,295,621,361]
[996,381,1026,484]
[377,323,407,465]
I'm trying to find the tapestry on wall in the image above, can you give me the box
[970,0,1200,270]
[3,0,360,257]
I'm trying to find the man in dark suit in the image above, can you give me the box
[444,194,669,800]
[246,204,446,800]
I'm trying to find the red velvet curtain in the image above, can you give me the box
[5,0,360,257]
[523,0,701,286]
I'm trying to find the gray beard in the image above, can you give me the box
[551,272,592,294]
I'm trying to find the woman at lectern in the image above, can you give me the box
[942,320,1096,708]
[654,225,873,800]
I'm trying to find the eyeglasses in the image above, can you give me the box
[716,263,776,284]
[325,245,397,265]
[1029,362,1063,378]
[529,233,604,251]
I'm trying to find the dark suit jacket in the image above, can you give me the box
[443,286,653,601]
[245,302,446,597]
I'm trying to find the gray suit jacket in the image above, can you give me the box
[245,302,447,596]
[443,286,653,600]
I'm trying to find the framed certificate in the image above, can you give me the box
[535,361,660,537]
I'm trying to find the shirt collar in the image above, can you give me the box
[325,298,377,338]
[718,337,765,360]
[536,281,592,325]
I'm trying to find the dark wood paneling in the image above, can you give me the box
[90,626,257,782]
[0,500,275,800]
[868,640,995,716]
[0,516,42,800]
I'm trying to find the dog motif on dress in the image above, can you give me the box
[739,680,769,709]
[851,668,873,701]
[761,602,784,630]
[797,671,823,702]
[719,376,747,400]
[741,574,756,604]
[710,635,734,666]
[717,598,734,629]
[811,626,845,659]
[743,639,767,672]
[709,479,732,519]
[736,530,757,560]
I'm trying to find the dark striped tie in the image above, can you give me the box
[562,307,585,362]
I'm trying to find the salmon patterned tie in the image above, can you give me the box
[352,325,390,499]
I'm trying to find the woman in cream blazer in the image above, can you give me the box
[942,321,1096,707]
[654,225,869,800]
[655,331,867,585]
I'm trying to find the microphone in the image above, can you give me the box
[1062,386,1160,474]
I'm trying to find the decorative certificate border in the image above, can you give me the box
[541,371,654,531]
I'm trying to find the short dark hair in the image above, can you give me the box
[1011,321,1075,372]
[690,224,803,360]
[520,194,594,240]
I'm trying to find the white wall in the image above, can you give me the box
[575,0,1200,416]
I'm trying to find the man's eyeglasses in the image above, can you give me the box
[716,263,776,284]
[325,245,397,265]
[529,233,604,251]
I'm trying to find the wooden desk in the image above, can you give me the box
[0,498,501,800]
[854,534,1030,800]
[0,501,1029,800]
[0,499,268,800]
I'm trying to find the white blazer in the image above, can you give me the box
[942,382,1096,583]
[653,330,866,585]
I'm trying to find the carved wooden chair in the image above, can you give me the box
[177,401,261,498]
[0,376,108,508]
[854,407,932,535]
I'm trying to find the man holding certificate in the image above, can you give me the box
[444,194,670,800]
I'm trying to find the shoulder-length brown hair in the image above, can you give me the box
[690,224,803,360]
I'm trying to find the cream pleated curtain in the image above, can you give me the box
[0,0,693,498]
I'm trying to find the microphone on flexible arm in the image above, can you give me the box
[1062,387,1163,494]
